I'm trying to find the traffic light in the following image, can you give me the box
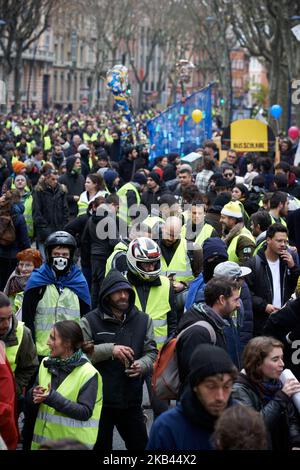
[220,98,225,106]
[126,85,131,96]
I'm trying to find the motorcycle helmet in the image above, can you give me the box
[126,237,161,281]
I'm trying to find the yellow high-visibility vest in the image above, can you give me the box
[31,358,102,450]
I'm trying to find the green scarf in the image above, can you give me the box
[46,349,83,368]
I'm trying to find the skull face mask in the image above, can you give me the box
[51,256,70,274]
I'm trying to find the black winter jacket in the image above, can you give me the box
[264,298,300,381]
[232,372,300,450]
[82,205,119,257]
[177,303,228,395]
[140,184,170,212]
[239,281,253,352]
[83,270,157,408]
[32,181,69,242]
[118,157,144,184]
[58,172,85,217]
[64,214,90,268]
[244,248,300,336]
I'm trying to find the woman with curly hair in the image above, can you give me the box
[4,248,42,317]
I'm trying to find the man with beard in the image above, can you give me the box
[51,144,65,170]
[80,270,157,451]
[220,201,255,263]
[176,277,240,395]
[147,344,237,450]
[269,191,288,226]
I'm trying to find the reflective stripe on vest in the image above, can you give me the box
[117,183,141,223]
[31,359,102,450]
[227,227,255,263]
[35,285,80,357]
[270,215,287,227]
[5,321,24,373]
[161,238,194,282]
[133,275,171,349]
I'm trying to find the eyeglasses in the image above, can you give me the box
[224,173,234,177]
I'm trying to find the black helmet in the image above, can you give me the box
[45,231,77,263]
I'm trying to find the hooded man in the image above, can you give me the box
[58,155,85,220]
[22,231,91,359]
[80,269,157,451]
[147,344,237,450]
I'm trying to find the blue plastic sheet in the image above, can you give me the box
[147,85,212,165]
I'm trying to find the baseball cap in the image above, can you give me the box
[214,261,252,279]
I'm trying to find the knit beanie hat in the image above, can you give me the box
[221,201,243,219]
[189,344,236,387]
[104,169,119,186]
[132,172,147,185]
[148,171,161,186]
[202,237,228,262]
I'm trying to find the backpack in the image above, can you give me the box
[0,214,16,246]
[152,320,217,400]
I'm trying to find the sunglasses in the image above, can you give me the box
[224,173,234,177]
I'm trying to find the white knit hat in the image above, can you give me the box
[221,201,243,219]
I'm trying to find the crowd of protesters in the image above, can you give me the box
[1,108,300,451]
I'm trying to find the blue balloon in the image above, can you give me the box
[270,104,282,119]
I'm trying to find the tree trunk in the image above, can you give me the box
[278,67,289,133]
[13,48,23,112]
[137,81,144,111]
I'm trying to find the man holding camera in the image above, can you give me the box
[244,223,300,336]
[80,269,157,451]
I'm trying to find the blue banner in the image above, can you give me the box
[147,85,212,165]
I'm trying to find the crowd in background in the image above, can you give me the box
[1,108,300,451]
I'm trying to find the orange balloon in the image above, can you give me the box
[191,109,203,123]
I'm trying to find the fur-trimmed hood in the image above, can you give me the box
[223,222,245,246]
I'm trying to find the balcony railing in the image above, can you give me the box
[22,48,54,62]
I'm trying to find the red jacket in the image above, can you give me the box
[0,354,19,450]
